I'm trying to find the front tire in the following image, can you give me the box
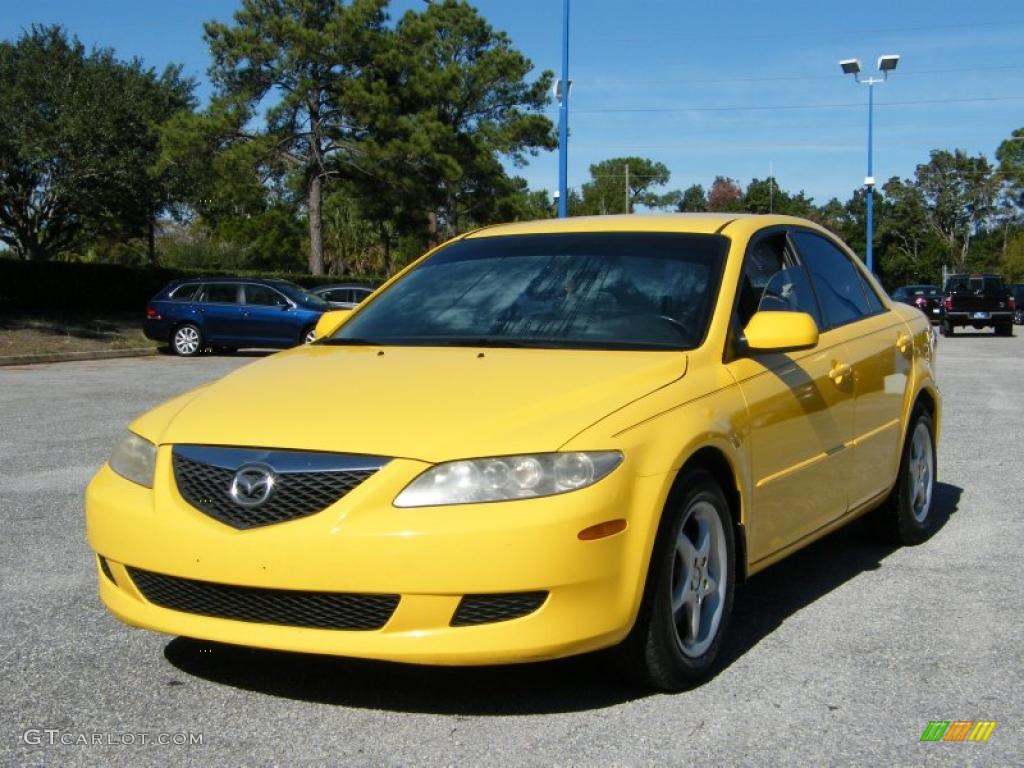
[300,325,317,345]
[619,469,735,691]
[171,324,203,357]
[869,408,937,545]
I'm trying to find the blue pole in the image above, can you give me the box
[866,82,874,273]
[558,0,569,218]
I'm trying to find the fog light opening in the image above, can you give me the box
[578,519,628,540]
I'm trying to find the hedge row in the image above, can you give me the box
[0,259,381,313]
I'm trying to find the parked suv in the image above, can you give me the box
[144,278,329,356]
[939,273,1014,336]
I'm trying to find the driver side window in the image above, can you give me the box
[735,233,822,329]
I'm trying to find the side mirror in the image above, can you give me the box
[742,311,819,353]
[313,309,352,341]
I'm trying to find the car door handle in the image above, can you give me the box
[829,361,852,386]
[896,333,912,354]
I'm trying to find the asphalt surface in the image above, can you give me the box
[1,335,1021,767]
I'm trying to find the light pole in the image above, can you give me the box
[557,0,570,218]
[840,54,899,274]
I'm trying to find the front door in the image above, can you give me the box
[727,231,854,564]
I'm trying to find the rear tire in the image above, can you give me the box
[995,323,1012,337]
[171,324,203,357]
[300,325,317,345]
[617,469,735,691]
[940,321,954,337]
[869,408,937,545]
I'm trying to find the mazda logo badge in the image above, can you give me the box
[229,465,276,507]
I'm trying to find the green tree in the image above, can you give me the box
[875,177,942,285]
[374,0,554,241]
[0,25,195,261]
[676,184,707,213]
[579,157,673,214]
[201,0,391,274]
[996,128,1024,191]
[915,149,998,272]
[742,177,814,216]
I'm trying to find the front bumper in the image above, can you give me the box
[86,448,667,665]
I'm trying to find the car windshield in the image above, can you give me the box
[276,282,329,309]
[328,232,728,350]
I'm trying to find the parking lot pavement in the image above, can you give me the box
[2,335,1022,767]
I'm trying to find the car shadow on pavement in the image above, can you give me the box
[163,482,961,715]
[716,481,961,674]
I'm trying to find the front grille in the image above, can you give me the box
[451,591,548,626]
[172,447,385,530]
[127,567,399,630]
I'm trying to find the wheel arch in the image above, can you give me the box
[169,320,204,347]
[664,445,748,583]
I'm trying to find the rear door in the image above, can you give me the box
[790,229,909,511]
[196,283,244,344]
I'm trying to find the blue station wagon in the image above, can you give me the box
[144,278,329,356]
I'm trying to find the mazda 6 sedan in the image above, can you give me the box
[86,214,940,690]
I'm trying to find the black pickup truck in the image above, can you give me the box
[939,273,1015,336]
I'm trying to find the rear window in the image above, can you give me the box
[168,284,199,301]
[945,276,1005,295]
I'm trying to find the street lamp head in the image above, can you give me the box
[877,54,900,72]
[840,58,861,76]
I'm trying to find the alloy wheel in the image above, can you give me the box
[173,326,200,356]
[669,499,728,658]
[908,421,934,523]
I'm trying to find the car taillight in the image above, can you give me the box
[1009,296,1016,311]
[944,296,953,310]
[145,307,162,320]
[915,297,928,308]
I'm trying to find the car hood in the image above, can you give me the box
[153,345,688,462]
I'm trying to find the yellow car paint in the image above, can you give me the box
[86,213,940,666]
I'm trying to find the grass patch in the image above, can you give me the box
[0,312,157,357]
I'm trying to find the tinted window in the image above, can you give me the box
[245,284,288,307]
[735,233,822,329]
[331,233,728,350]
[858,272,885,314]
[946,275,1005,295]
[168,284,199,301]
[201,283,239,304]
[274,282,329,309]
[791,231,870,328]
[323,289,349,303]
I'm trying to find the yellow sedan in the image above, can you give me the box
[86,214,940,690]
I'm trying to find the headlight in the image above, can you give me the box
[109,432,157,488]
[393,451,623,507]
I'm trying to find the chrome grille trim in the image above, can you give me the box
[172,445,389,530]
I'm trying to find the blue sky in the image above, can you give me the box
[4,0,1023,206]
